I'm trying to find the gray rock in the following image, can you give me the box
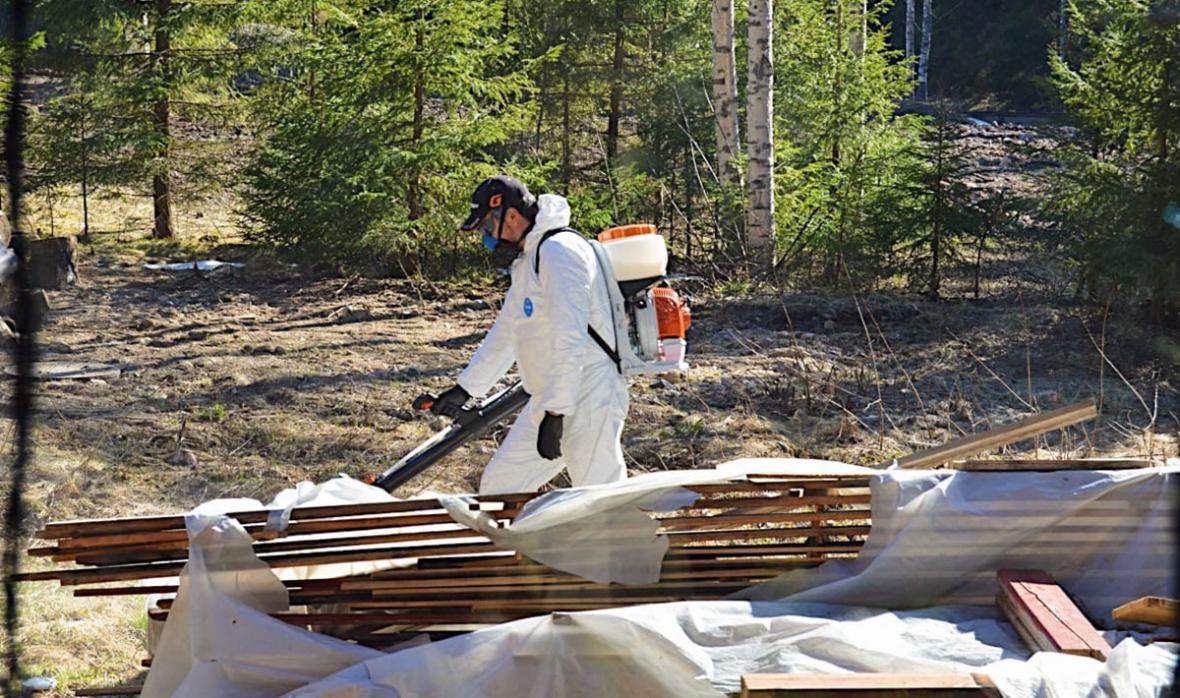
[168,448,198,467]
[328,305,373,323]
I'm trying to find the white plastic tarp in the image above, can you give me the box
[142,462,1178,697]
[441,458,871,585]
[141,511,382,698]
[736,466,1176,621]
[284,601,1176,698]
[142,476,434,697]
[144,260,244,272]
[139,460,872,695]
[285,464,1178,697]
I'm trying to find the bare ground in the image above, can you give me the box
[12,244,1179,529]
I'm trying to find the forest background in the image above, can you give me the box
[5,0,1178,318]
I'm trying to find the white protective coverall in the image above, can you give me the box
[457,194,629,494]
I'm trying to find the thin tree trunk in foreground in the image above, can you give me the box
[152,0,174,239]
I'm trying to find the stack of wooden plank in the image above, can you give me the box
[20,473,872,650]
[23,399,1143,695]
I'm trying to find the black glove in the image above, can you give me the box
[537,412,564,460]
[428,384,470,418]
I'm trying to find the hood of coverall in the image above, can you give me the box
[519,194,572,260]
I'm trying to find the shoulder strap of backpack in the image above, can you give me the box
[533,227,623,375]
[587,325,622,373]
[533,226,574,276]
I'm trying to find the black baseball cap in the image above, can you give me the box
[460,175,536,231]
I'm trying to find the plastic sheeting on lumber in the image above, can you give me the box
[140,510,382,698]
[285,463,1177,698]
[284,602,1175,698]
[142,476,451,697]
[145,461,1178,697]
[442,458,871,585]
[736,464,1178,622]
[141,460,864,696]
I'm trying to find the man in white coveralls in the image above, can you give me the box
[423,175,629,494]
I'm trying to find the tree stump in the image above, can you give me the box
[28,236,77,290]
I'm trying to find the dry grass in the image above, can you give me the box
[23,186,243,250]
[5,557,148,696]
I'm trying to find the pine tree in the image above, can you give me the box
[906,107,980,299]
[771,0,922,284]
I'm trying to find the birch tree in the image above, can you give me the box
[905,0,916,74]
[746,0,774,252]
[917,0,933,100]
[711,0,741,187]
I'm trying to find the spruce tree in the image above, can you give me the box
[1048,0,1180,319]
[241,0,532,271]
[37,0,246,239]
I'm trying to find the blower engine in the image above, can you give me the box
[589,224,691,375]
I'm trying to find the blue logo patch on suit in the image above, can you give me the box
[523,297,534,317]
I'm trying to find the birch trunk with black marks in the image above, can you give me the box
[711,0,740,187]
[917,0,933,101]
[746,0,774,252]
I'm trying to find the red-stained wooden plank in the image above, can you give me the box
[996,569,1111,660]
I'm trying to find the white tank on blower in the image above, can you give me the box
[597,224,668,281]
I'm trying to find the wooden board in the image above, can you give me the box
[6,360,122,381]
[996,569,1111,660]
[952,458,1156,471]
[1112,596,1179,627]
[740,672,996,697]
[24,476,877,698]
[891,401,1097,470]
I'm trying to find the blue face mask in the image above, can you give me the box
[482,232,499,252]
